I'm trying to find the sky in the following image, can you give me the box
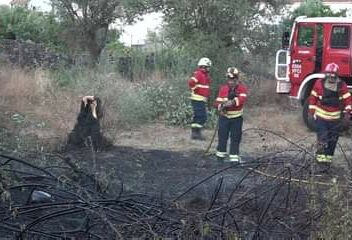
[116,13,163,46]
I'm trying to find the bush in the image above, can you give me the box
[49,64,196,128]
[49,57,229,130]
[0,6,65,50]
[119,81,195,127]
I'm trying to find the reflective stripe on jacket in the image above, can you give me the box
[214,82,248,118]
[309,78,352,120]
[188,68,211,102]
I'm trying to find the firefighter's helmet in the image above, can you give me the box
[198,57,212,67]
[324,63,339,74]
[226,67,239,79]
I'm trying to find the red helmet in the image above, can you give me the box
[324,63,339,74]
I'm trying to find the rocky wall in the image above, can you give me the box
[0,39,71,68]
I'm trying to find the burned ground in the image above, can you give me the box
[0,137,351,239]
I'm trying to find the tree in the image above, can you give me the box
[52,0,151,63]
[151,0,288,82]
[52,0,122,63]
[0,5,64,49]
[283,0,347,30]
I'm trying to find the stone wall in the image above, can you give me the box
[0,39,71,68]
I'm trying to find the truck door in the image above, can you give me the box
[290,23,316,96]
[324,25,351,77]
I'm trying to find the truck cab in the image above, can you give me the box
[275,16,352,130]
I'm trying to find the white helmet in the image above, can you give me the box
[226,67,239,79]
[197,57,212,67]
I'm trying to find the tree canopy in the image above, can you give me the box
[0,5,64,49]
[147,0,289,81]
[283,0,347,31]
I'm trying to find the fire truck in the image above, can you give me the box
[275,16,352,130]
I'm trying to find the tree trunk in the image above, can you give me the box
[85,25,108,64]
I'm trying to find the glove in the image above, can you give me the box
[223,100,234,107]
[217,103,226,115]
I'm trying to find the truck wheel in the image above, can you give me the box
[302,98,316,132]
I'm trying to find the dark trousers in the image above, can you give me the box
[217,116,243,155]
[315,118,341,156]
[191,100,207,128]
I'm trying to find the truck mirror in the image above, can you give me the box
[282,31,290,49]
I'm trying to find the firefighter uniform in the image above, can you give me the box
[214,81,248,162]
[309,78,352,164]
[188,58,212,140]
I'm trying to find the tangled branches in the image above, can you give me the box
[0,128,351,239]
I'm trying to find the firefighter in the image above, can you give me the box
[308,62,352,170]
[188,57,212,140]
[214,67,248,163]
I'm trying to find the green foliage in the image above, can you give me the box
[151,0,287,84]
[52,0,152,63]
[105,41,195,81]
[117,80,201,127]
[50,63,197,127]
[0,6,65,49]
[164,94,193,126]
[282,0,347,31]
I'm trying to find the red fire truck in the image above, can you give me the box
[275,16,352,130]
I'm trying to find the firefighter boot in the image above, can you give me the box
[217,157,225,164]
[228,155,241,163]
[191,128,205,141]
[315,154,331,174]
[315,162,331,174]
[198,128,206,141]
[191,128,200,140]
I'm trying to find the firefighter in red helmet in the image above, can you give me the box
[188,57,212,140]
[309,62,352,171]
[214,67,248,163]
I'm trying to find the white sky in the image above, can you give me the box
[116,12,163,46]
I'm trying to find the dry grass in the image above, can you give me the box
[0,65,315,153]
[247,78,290,107]
[0,65,349,166]
[0,65,165,149]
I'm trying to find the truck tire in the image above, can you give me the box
[302,98,316,132]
